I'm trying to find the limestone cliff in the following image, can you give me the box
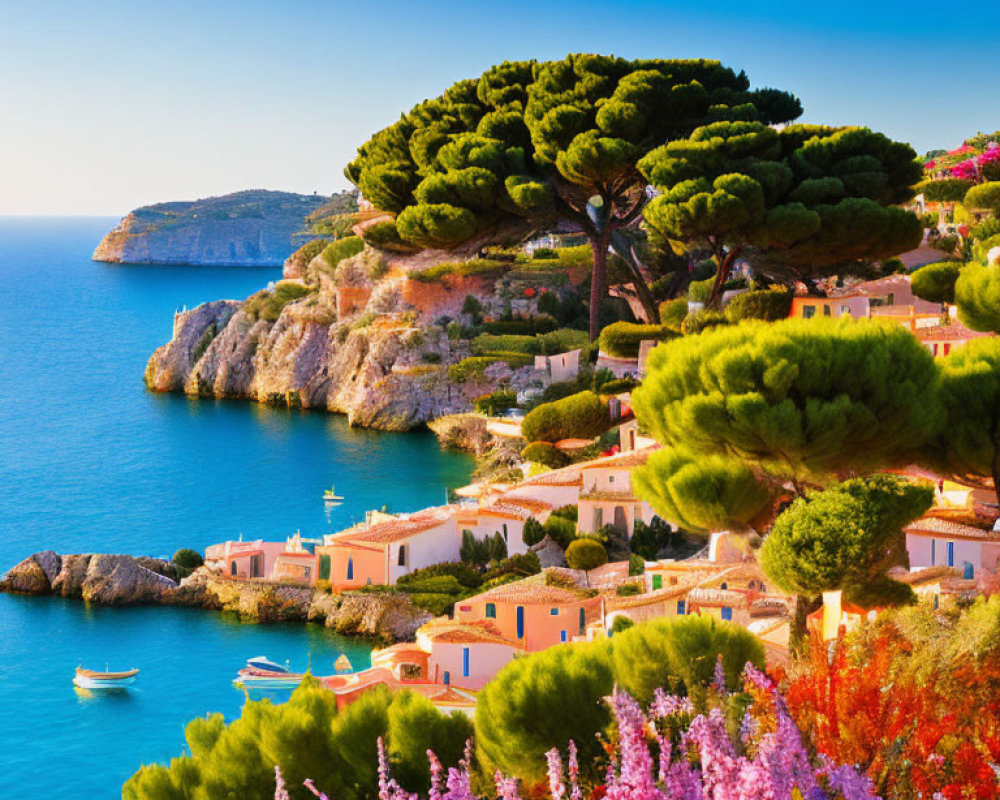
[93,190,330,266]
[144,244,576,430]
[1,552,430,642]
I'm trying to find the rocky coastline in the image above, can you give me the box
[1,551,431,642]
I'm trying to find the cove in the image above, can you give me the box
[0,217,473,797]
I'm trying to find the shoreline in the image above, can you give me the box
[0,551,430,644]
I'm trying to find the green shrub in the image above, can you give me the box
[682,309,731,335]
[615,583,641,597]
[320,235,364,269]
[471,334,540,355]
[565,536,608,572]
[724,288,793,322]
[522,518,546,547]
[410,259,509,283]
[629,553,645,576]
[537,328,588,354]
[552,244,593,268]
[611,615,635,633]
[447,353,534,383]
[244,282,313,322]
[611,615,766,704]
[688,275,716,304]
[934,233,960,255]
[480,317,558,335]
[659,297,689,331]
[599,322,677,358]
[543,515,577,549]
[473,389,518,415]
[396,562,483,589]
[598,377,640,395]
[408,592,460,616]
[521,441,570,469]
[521,390,610,443]
[172,548,204,578]
[552,505,579,522]
[921,178,975,203]
[361,219,417,253]
[532,247,558,260]
[482,552,542,582]
[911,261,961,303]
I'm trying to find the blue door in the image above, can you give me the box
[516,606,525,639]
[947,542,955,567]
[462,647,470,678]
[721,607,733,621]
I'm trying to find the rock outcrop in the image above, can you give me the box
[93,190,330,266]
[2,553,430,642]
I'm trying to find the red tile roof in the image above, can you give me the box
[580,448,656,470]
[904,517,999,541]
[335,506,455,545]
[469,571,594,606]
[914,324,992,343]
[420,619,522,647]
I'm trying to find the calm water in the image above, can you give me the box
[0,218,473,797]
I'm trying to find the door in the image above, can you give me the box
[613,506,627,532]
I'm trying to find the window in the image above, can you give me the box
[823,305,831,317]
[462,647,470,678]
[443,671,450,685]
[578,608,586,635]
[516,606,525,639]
[931,539,936,565]
[303,567,311,580]
[721,607,733,621]
[397,545,407,567]
[594,508,603,529]
[560,630,568,642]
[720,582,728,590]
[485,603,496,619]
[347,557,354,581]
[609,475,615,484]
[230,561,237,576]
[943,343,952,356]
[677,600,685,615]
[964,562,975,579]
[840,305,851,315]
[550,608,559,616]
[652,575,663,590]
[802,305,816,319]
[947,541,955,567]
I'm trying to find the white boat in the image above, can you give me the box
[323,484,344,502]
[73,666,139,690]
[246,656,288,673]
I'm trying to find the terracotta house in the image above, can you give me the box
[316,506,460,589]
[271,532,321,583]
[205,539,289,580]
[416,619,524,690]
[454,570,602,652]
[789,294,869,320]
[577,449,657,536]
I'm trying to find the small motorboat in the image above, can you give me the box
[73,666,139,690]
[246,656,288,674]
[235,666,305,691]
[323,484,344,503]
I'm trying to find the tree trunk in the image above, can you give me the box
[588,231,611,342]
[706,247,743,310]
[790,594,822,658]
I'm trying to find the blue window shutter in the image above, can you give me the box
[677,600,685,615]
[550,608,559,616]
[443,671,450,685]
[516,606,525,639]
[485,603,496,619]
[462,647,470,678]
[931,539,936,565]
[347,557,354,581]
[560,630,567,642]
[721,607,733,621]
[948,541,954,567]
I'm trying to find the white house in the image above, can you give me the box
[577,448,657,535]
[534,349,580,383]
[904,516,1000,580]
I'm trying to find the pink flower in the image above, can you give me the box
[274,766,291,800]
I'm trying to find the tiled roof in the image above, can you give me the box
[491,496,553,515]
[336,506,455,545]
[519,464,584,487]
[904,517,999,541]
[914,324,993,342]
[749,597,791,617]
[895,566,964,585]
[606,584,689,610]
[470,571,594,605]
[420,619,522,647]
[275,552,316,559]
[580,447,656,470]
[687,587,747,607]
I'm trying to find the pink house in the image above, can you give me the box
[454,570,602,651]
[904,516,1000,580]
[416,619,524,690]
[205,540,288,580]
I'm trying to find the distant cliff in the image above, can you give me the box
[93,189,332,266]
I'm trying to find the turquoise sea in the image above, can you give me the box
[0,218,473,797]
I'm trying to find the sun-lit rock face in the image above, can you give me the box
[93,190,328,266]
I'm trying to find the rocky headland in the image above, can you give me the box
[143,238,590,430]
[1,551,430,642]
[93,189,332,267]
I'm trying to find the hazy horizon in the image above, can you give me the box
[2,0,996,216]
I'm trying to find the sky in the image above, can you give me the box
[0,0,996,216]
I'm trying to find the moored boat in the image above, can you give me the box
[235,666,305,690]
[323,484,344,502]
[246,656,288,673]
[73,666,140,690]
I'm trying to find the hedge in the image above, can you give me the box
[472,328,588,357]
[681,310,730,335]
[723,288,793,322]
[480,317,558,335]
[474,390,518,415]
[598,377,640,395]
[521,441,570,469]
[521,390,610,443]
[598,322,677,358]
[410,259,509,283]
[659,297,689,331]
[688,276,716,304]
[920,178,975,203]
[447,353,534,383]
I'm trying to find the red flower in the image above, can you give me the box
[523,287,536,298]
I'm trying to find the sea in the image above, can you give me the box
[0,217,474,797]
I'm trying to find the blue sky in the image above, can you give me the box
[0,0,995,215]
